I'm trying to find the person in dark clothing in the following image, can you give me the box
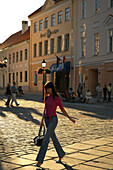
[103,85,108,102]
[5,83,11,107]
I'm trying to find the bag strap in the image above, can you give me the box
[38,125,45,136]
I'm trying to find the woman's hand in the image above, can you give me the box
[41,119,44,126]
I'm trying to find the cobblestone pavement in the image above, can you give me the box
[0,93,113,169]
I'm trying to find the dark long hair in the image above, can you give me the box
[44,81,58,101]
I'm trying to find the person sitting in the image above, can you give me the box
[85,89,92,103]
[18,86,24,95]
[68,88,76,101]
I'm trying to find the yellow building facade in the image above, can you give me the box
[28,0,75,93]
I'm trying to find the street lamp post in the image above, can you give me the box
[42,59,46,100]
[38,59,51,100]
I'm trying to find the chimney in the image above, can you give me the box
[22,21,28,34]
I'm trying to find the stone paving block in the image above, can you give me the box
[1,157,35,166]
[42,160,65,169]
[85,161,113,169]
[67,152,98,161]
[62,156,84,166]
[0,161,21,170]
[73,164,102,170]
[64,143,95,150]
[105,154,113,159]
[15,165,42,170]
[82,138,111,146]
[20,154,37,161]
[80,148,110,156]
[94,157,113,165]
[95,146,113,152]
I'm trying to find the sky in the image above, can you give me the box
[0,0,45,43]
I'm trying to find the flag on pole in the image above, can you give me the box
[55,54,61,68]
[62,56,66,70]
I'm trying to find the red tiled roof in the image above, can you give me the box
[28,0,63,18]
[0,27,30,49]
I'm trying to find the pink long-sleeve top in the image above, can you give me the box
[45,95,64,121]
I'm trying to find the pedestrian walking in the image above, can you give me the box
[5,83,11,107]
[35,81,75,167]
[107,83,112,102]
[77,83,82,98]
[103,85,108,102]
[11,82,20,107]
[96,83,102,102]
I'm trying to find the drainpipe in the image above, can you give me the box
[25,39,30,92]
[73,0,78,92]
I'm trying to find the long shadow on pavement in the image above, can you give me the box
[0,106,42,125]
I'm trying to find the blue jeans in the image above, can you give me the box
[36,116,65,163]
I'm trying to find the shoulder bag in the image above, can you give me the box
[34,125,45,146]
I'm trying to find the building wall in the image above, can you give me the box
[29,0,75,92]
[0,40,30,91]
[75,0,113,95]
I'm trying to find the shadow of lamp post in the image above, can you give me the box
[38,59,51,100]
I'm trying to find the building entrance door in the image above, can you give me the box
[55,72,69,92]
[89,69,98,95]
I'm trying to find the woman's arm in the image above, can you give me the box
[41,109,45,126]
[61,108,75,123]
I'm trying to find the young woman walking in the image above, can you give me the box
[35,81,75,167]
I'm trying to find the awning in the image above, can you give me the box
[50,61,70,72]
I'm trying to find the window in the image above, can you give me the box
[109,29,113,52]
[58,11,62,24]
[13,73,15,82]
[33,44,37,57]
[9,54,11,64]
[20,72,22,82]
[13,53,15,63]
[39,42,42,56]
[44,40,48,55]
[39,20,43,31]
[94,33,99,56]
[57,36,62,53]
[64,34,69,51]
[81,37,86,58]
[25,71,27,82]
[20,50,22,61]
[34,71,37,85]
[16,52,18,62]
[25,49,27,60]
[45,17,49,29]
[81,0,86,19]
[34,22,37,33]
[111,0,113,7]
[51,14,55,26]
[95,0,100,13]
[50,38,54,54]
[65,8,70,21]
